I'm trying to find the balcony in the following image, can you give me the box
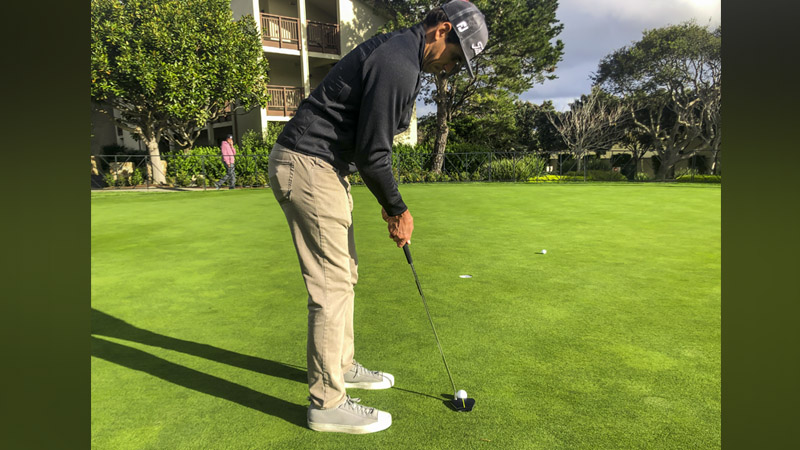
[307,21,340,55]
[260,14,340,55]
[267,85,304,117]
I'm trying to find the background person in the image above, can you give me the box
[216,134,236,189]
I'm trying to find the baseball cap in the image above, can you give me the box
[441,0,488,78]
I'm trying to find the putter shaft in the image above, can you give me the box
[403,244,458,395]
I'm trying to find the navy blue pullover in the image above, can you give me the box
[276,24,425,216]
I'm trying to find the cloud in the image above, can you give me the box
[524,0,720,111]
[566,0,720,25]
[416,1,720,117]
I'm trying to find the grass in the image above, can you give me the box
[91,183,720,449]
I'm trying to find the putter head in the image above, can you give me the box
[447,397,476,412]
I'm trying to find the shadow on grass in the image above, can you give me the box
[391,386,444,402]
[91,308,306,383]
[91,336,307,428]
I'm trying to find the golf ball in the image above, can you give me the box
[455,389,468,399]
[542,249,547,254]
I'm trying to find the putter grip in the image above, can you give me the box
[403,243,412,264]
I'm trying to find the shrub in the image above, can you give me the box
[610,154,637,180]
[527,174,565,183]
[480,154,546,181]
[675,174,721,183]
[687,154,710,174]
[586,170,627,182]
[129,168,144,186]
[557,154,579,173]
[103,172,116,188]
[585,157,611,171]
[634,172,651,182]
[393,143,431,179]
[674,167,700,178]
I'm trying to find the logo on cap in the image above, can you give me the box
[471,41,484,55]
[456,21,469,33]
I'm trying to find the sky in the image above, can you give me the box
[417,0,721,116]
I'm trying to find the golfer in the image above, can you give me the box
[268,0,488,434]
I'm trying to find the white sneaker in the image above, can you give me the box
[344,360,395,389]
[307,396,391,434]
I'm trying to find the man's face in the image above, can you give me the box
[423,42,466,77]
[422,22,467,77]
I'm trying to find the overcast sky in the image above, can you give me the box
[417,0,721,116]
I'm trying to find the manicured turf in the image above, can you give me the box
[91,183,720,449]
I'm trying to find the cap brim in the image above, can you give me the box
[457,40,476,78]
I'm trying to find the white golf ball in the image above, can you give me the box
[542,249,547,254]
[455,389,468,399]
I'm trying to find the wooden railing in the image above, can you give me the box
[261,14,300,50]
[267,86,304,117]
[260,14,340,55]
[307,21,340,54]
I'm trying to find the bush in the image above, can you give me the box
[557,154,579,173]
[687,154,710,174]
[480,154,546,181]
[634,172,651,182]
[393,143,431,179]
[675,174,721,183]
[103,172,116,188]
[129,168,144,186]
[586,170,627,182]
[585,157,611,171]
[527,174,565,183]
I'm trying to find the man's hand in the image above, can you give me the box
[386,209,413,248]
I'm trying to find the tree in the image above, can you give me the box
[617,113,655,176]
[546,88,626,170]
[592,21,721,180]
[514,100,564,155]
[374,0,564,172]
[447,89,519,149]
[91,0,270,184]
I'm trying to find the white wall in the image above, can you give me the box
[230,0,258,20]
[338,0,386,53]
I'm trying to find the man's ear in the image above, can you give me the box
[438,21,453,39]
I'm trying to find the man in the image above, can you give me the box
[216,134,236,189]
[268,0,488,434]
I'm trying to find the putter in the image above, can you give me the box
[402,243,475,412]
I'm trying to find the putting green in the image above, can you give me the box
[92,183,720,449]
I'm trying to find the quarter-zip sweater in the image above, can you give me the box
[276,24,425,216]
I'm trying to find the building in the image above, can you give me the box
[91,0,417,156]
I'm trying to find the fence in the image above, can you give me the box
[90,150,720,190]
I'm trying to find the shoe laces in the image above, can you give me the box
[352,360,381,377]
[343,395,374,415]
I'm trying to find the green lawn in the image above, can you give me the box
[91,183,720,449]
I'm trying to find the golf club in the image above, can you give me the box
[402,243,475,412]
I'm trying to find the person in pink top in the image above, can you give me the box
[215,134,237,189]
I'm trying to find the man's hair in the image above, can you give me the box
[422,7,460,45]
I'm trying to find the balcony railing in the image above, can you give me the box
[307,21,340,54]
[261,14,300,50]
[260,13,340,55]
[267,85,304,117]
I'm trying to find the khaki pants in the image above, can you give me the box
[268,144,357,409]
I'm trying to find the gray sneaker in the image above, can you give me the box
[307,396,391,434]
[344,360,395,389]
